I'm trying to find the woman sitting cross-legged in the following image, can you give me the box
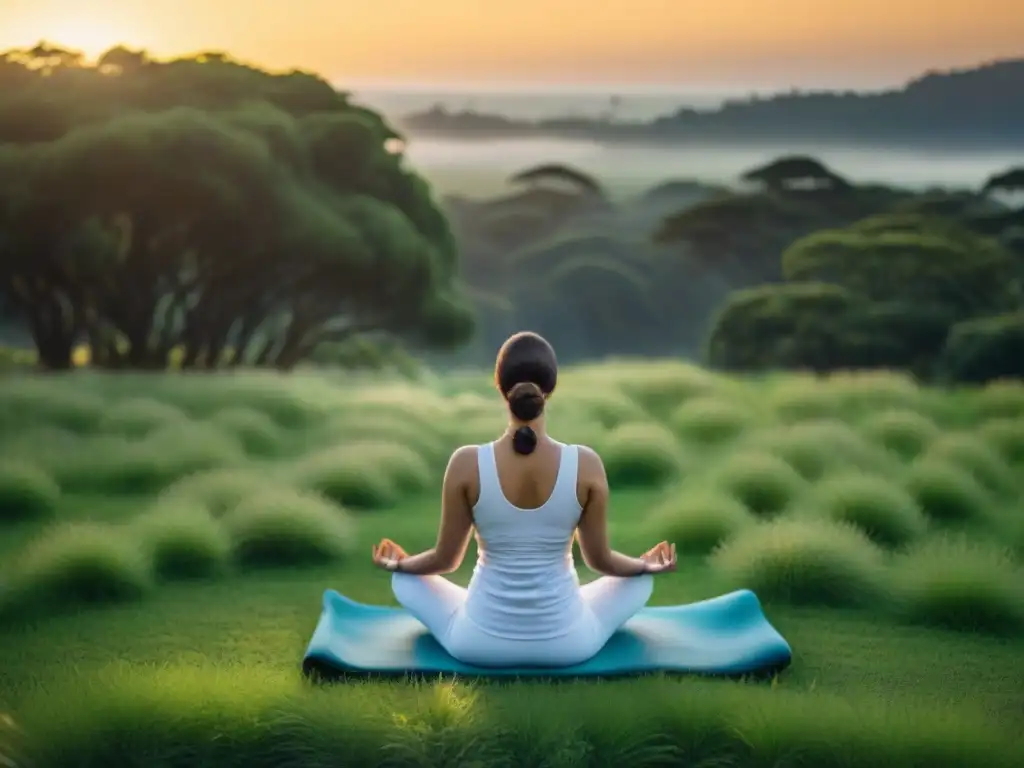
[370,331,677,669]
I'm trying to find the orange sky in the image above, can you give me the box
[1,0,1021,88]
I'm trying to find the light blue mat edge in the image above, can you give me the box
[302,588,793,678]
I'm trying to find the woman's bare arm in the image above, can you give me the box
[392,447,475,576]
[575,447,649,577]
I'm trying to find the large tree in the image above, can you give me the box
[0,46,472,370]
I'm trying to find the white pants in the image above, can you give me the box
[391,572,654,668]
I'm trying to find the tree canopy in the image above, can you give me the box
[0,45,472,370]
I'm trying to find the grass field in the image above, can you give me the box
[1,360,1023,767]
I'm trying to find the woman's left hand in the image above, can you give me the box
[372,538,409,571]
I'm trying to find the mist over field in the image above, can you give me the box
[398,136,1022,196]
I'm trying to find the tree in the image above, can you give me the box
[740,155,852,192]
[0,48,473,371]
[508,163,606,200]
[781,221,1020,319]
[938,312,1024,383]
[982,167,1024,197]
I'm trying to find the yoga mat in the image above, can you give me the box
[302,588,792,678]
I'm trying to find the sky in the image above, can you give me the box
[1,0,1022,90]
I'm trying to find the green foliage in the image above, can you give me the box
[223,490,355,569]
[938,311,1024,384]
[892,535,1024,635]
[0,461,60,523]
[861,409,940,459]
[0,48,472,372]
[669,396,750,446]
[0,523,152,619]
[290,448,401,510]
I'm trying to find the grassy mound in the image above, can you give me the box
[710,452,805,517]
[806,472,928,548]
[333,441,434,494]
[599,422,687,488]
[904,459,993,525]
[860,409,940,459]
[222,490,355,569]
[290,447,401,510]
[552,384,649,429]
[318,410,449,464]
[158,468,283,517]
[51,424,245,495]
[132,505,232,581]
[975,380,1024,420]
[892,535,1024,635]
[669,397,751,447]
[647,489,753,554]
[0,523,152,619]
[0,461,60,523]
[209,407,286,457]
[14,666,1020,768]
[979,417,1024,464]
[923,433,1017,497]
[98,398,189,438]
[746,420,891,481]
[767,380,842,423]
[711,518,886,607]
[0,378,104,433]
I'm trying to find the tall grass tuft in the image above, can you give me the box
[711,517,887,607]
[806,472,928,548]
[647,489,753,554]
[599,423,688,488]
[0,523,152,619]
[0,461,61,523]
[132,505,232,581]
[223,489,356,569]
[711,452,805,517]
[891,535,1024,635]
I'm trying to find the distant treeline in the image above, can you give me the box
[399,59,1024,150]
[1,44,1023,384]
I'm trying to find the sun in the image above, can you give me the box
[44,19,134,61]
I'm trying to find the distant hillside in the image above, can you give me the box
[398,59,1024,149]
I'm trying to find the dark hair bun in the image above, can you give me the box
[507,381,545,422]
[512,426,538,455]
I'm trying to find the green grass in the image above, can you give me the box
[1,362,1023,767]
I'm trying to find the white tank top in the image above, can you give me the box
[463,440,586,640]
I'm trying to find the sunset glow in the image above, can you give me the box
[1,0,1022,87]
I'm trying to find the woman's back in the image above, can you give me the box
[464,438,586,640]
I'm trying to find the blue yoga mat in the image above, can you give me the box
[302,588,792,678]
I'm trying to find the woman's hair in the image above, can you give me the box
[495,332,557,456]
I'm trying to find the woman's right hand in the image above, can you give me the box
[640,541,677,573]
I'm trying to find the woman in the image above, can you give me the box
[371,331,677,668]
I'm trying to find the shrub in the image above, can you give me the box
[892,535,1024,635]
[711,452,805,517]
[647,489,753,554]
[975,380,1024,420]
[937,311,1024,384]
[924,434,1017,497]
[320,410,449,464]
[209,407,285,457]
[158,468,283,517]
[769,380,842,423]
[806,473,927,548]
[860,410,939,460]
[711,518,886,607]
[669,397,751,446]
[904,459,992,525]
[223,490,355,569]
[621,362,718,417]
[0,523,152,619]
[132,505,232,581]
[291,448,400,510]
[98,398,188,438]
[599,423,687,488]
[553,384,649,429]
[0,461,60,523]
